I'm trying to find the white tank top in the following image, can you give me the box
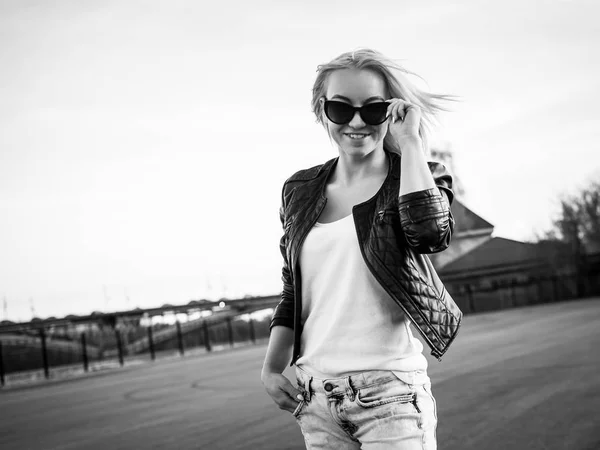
[295,212,428,382]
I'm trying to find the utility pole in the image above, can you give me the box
[29,297,36,319]
[220,273,228,299]
[431,143,465,198]
[206,276,213,301]
[103,285,110,311]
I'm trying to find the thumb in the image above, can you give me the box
[280,378,304,401]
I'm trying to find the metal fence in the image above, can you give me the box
[0,313,271,387]
[2,253,599,388]
[444,253,600,315]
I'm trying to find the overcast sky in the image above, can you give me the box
[1,0,599,321]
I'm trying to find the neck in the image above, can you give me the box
[333,147,388,186]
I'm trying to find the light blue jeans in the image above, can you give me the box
[293,366,437,449]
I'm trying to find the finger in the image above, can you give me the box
[392,101,404,122]
[268,386,302,403]
[398,98,413,115]
[386,99,398,118]
[389,101,398,121]
[396,99,410,119]
[278,397,301,413]
[394,102,403,121]
[386,99,401,122]
[279,380,303,402]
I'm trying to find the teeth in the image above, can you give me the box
[348,134,368,139]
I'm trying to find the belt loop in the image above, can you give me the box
[304,375,312,402]
[345,377,355,401]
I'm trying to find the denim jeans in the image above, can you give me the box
[293,366,437,449]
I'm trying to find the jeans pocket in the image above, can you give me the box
[355,378,418,410]
[292,384,309,418]
[292,399,306,418]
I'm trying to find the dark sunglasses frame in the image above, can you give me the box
[323,99,389,125]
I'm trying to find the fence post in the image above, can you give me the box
[81,333,89,373]
[176,321,185,356]
[248,317,256,344]
[466,284,475,313]
[39,328,49,379]
[115,329,124,367]
[552,275,559,302]
[203,320,212,352]
[226,318,234,348]
[576,255,587,298]
[0,341,5,387]
[147,326,155,361]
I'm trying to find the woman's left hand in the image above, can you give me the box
[386,98,421,145]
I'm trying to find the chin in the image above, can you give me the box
[341,144,377,157]
[340,138,380,154]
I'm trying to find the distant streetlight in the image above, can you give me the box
[219,301,226,308]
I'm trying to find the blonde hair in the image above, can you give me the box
[311,48,457,153]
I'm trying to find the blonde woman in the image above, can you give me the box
[261,49,462,449]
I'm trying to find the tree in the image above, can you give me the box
[538,179,600,297]
[541,180,600,254]
[578,181,600,249]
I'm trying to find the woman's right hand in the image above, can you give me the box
[261,371,304,414]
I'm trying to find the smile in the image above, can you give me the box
[345,133,370,140]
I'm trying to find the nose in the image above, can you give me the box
[348,110,366,128]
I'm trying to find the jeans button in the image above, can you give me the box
[324,382,334,392]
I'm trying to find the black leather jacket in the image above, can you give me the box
[271,150,463,364]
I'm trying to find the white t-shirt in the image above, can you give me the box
[295,212,428,382]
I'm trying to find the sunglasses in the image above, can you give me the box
[323,99,389,125]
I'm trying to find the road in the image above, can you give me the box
[1,298,599,450]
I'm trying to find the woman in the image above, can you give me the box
[261,49,463,449]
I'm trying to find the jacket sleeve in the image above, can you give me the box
[398,161,455,254]
[269,183,295,331]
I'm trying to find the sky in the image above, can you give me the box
[1,0,599,322]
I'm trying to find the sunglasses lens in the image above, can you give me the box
[324,101,388,125]
[361,103,388,125]
[324,101,354,124]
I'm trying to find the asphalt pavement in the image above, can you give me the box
[1,298,599,450]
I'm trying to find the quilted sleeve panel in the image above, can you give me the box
[270,182,295,331]
[398,162,455,254]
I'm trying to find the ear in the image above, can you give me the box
[319,97,328,124]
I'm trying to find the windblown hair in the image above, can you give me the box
[311,48,457,154]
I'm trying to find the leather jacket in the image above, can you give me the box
[271,149,463,364]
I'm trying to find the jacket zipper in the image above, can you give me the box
[377,209,398,224]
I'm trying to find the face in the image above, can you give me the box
[322,68,389,158]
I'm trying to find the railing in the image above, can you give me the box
[0,310,272,387]
[444,257,600,315]
[2,253,598,388]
